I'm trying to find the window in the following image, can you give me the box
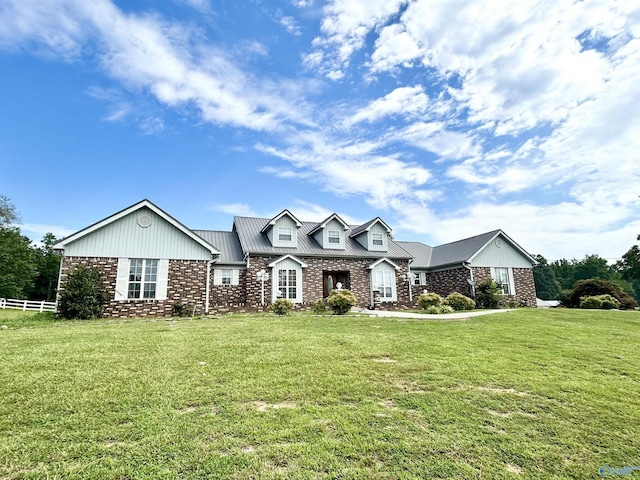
[328,230,340,244]
[278,269,297,300]
[493,267,510,295]
[278,227,293,242]
[414,273,421,285]
[375,269,394,299]
[127,259,158,299]
[221,269,232,285]
[372,232,384,246]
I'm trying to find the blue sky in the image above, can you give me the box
[1,0,639,261]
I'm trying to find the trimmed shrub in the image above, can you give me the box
[418,292,442,309]
[270,298,294,315]
[475,279,501,309]
[570,278,637,310]
[57,265,109,320]
[327,289,357,315]
[580,294,620,310]
[444,292,475,311]
[311,298,327,314]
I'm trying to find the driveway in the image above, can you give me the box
[353,308,514,320]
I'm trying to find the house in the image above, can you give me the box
[53,199,537,316]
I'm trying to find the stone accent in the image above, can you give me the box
[512,268,537,307]
[59,256,209,318]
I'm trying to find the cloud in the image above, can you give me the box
[210,203,257,217]
[0,0,312,132]
[346,86,428,126]
[21,224,76,242]
[279,16,302,37]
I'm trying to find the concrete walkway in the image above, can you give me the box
[352,308,514,320]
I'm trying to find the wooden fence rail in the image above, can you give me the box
[0,298,56,313]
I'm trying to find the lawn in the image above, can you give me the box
[0,309,638,479]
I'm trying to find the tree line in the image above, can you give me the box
[0,195,60,301]
[533,243,640,304]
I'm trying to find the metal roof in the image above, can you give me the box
[349,217,391,237]
[396,241,433,269]
[428,229,501,268]
[192,230,245,264]
[233,216,413,259]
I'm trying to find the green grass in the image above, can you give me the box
[1,309,638,479]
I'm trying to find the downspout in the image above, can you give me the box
[205,256,216,314]
[463,261,475,298]
[54,251,65,312]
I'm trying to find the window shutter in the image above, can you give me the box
[156,259,169,300]
[490,267,496,281]
[508,267,516,295]
[115,258,129,300]
[232,269,240,285]
[213,269,222,286]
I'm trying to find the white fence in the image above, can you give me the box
[0,298,56,313]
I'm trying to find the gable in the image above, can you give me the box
[469,234,535,268]
[60,206,214,260]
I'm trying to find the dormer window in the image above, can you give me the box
[328,230,340,244]
[279,227,293,242]
[372,232,384,246]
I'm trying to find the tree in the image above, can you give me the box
[614,234,640,303]
[532,255,561,300]
[550,259,576,290]
[573,254,612,281]
[0,195,38,298]
[475,279,501,309]
[0,228,38,298]
[57,265,109,319]
[27,233,61,301]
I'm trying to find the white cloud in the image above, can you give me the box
[346,86,428,126]
[210,203,257,217]
[279,16,302,37]
[0,0,312,132]
[21,224,75,241]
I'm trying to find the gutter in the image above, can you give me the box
[205,259,213,314]
[463,261,475,298]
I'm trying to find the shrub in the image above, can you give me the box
[475,279,501,309]
[444,292,475,311]
[57,265,109,320]
[327,289,357,315]
[570,278,637,310]
[270,298,294,315]
[557,289,572,307]
[173,301,195,317]
[417,292,442,309]
[311,298,327,314]
[580,295,620,310]
[425,305,455,314]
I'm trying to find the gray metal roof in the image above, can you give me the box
[400,230,501,269]
[233,216,413,259]
[192,230,245,264]
[395,241,433,269]
[349,217,391,237]
[308,213,349,235]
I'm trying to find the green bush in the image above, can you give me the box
[580,294,620,310]
[444,292,475,311]
[57,265,109,320]
[570,278,637,310]
[270,298,294,315]
[475,280,501,309]
[172,301,195,317]
[311,299,327,314]
[425,305,455,314]
[417,292,442,309]
[327,289,357,315]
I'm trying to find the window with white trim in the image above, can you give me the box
[493,267,510,295]
[221,269,232,285]
[375,269,394,299]
[328,230,340,244]
[278,269,297,300]
[278,226,293,242]
[372,232,384,246]
[128,259,158,299]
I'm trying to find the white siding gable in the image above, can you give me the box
[470,235,533,268]
[314,218,346,249]
[63,207,212,260]
[272,215,298,248]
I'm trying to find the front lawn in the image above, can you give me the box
[0,309,638,479]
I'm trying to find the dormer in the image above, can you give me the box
[261,209,302,248]
[308,213,349,250]
[349,217,392,252]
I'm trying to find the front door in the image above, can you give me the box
[323,271,350,297]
